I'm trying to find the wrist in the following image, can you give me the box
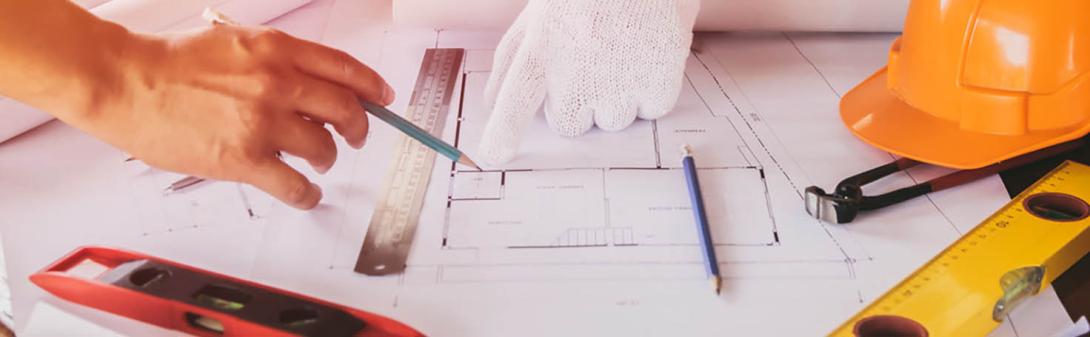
[0,0,146,126]
[60,21,147,126]
[63,26,172,152]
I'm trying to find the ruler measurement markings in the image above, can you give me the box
[832,162,1090,336]
[355,49,465,275]
[881,197,1032,311]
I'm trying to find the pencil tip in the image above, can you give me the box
[681,144,693,156]
[712,276,722,295]
[460,155,483,171]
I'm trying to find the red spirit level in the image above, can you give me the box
[31,246,424,337]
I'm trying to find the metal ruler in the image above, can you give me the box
[355,48,464,276]
[830,160,1090,337]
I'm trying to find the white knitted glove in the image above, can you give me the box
[478,0,701,164]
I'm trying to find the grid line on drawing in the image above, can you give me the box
[321,49,858,284]
[442,166,779,249]
[689,52,801,196]
[432,53,830,263]
[123,165,265,237]
[689,50,861,266]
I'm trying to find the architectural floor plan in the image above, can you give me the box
[371,50,857,285]
[241,29,1069,336]
[0,1,1076,334]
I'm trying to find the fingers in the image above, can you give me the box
[637,99,676,121]
[593,99,638,131]
[638,91,681,121]
[477,46,547,164]
[281,35,395,106]
[483,6,531,108]
[544,96,594,137]
[245,102,339,211]
[638,67,686,120]
[275,118,337,174]
[245,158,322,210]
[283,74,370,149]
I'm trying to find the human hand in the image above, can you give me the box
[477,0,700,164]
[73,24,393,209]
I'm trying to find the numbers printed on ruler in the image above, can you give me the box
[355,49,465,275]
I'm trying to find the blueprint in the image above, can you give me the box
[240,27,1073,336]
[0,0,1078,335]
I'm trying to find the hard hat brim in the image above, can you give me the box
[841,68,1087,169]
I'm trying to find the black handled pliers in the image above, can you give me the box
[805,140,1084,224]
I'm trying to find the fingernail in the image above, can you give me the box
[293,183,323,210]
[315,161,332,174]
[307,183,323,207]
[350,137,366,149]
[381,83,396,105]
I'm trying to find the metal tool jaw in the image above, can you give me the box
[804,158,926,224]
[804,139,1084,224]
[827,160,1090,337]
[804,185,859,224]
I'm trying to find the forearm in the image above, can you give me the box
[0,0,133,124]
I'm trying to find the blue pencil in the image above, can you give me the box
[681,144,721,294]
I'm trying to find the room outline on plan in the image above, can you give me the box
[324,46,873,287]
[78,30,1051,336]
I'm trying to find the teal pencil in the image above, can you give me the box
[360,100,481,171]
[200,9,481,171]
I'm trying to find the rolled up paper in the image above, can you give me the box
[392,0,909,32]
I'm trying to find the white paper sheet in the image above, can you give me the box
[0,2,1079,336]
[393,0,909,32]
[0,233,10,330]
[0,99,53,144]
[90,0,314,33]
[243,29,1073,336]
[20,301,167,337]
[1051,317,1089,337]
[73,0,114,8]
[0,0,314,144]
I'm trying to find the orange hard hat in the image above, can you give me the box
[840,0,1090,169]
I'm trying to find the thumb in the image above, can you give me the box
[484,3,531,108]
[477,48,546,164]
